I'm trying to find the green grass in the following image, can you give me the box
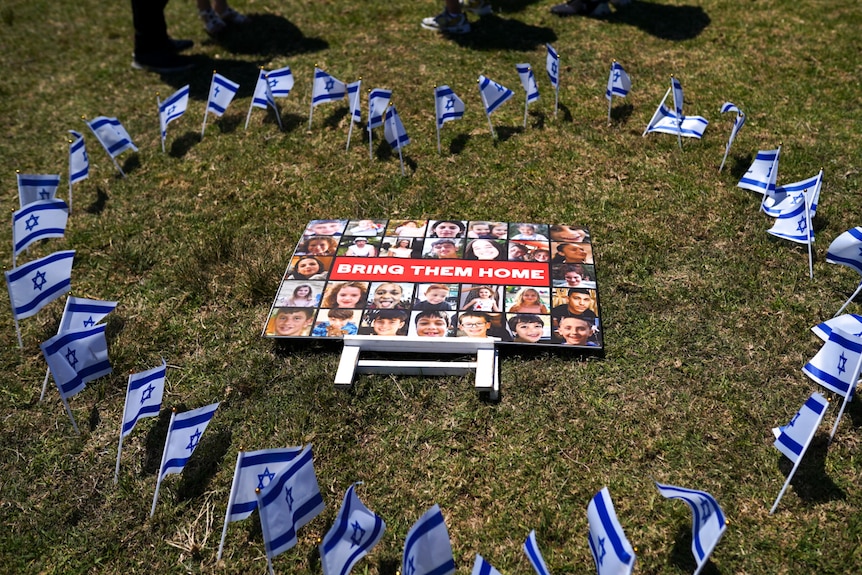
[2,0,862,573]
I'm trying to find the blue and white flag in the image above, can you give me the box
[802,326,862,398]
[121,360,166,437]
[368,89,392,130]
[17,173,61,208]
[718,102,745,171]
[472,555,503,575]
[516,64,540,103]
[586,487,635,575]
[158,402,220,479]
[770,392,829,513]
[478,75,514,116]
[347,80,363,124]
[206,73,240,117]
[671,76,684,121]
[251,68,272,110]
[767,202,813,245]
[643,102,708,139]
[40,324,112,400]
[257,444,325,559]
[86,116,138,159]
[402,504,455,575]
[5,249,74,321]
[12,199,69,258]
[762,170,822,218]
[812,314,862,343]
[546,44,559,89]
[435,85,466,128]
[268,66,295,98]
[383,105,410,150]
[312,68,347,106]
[826,227,862,276]
[319,483,386,575]
[605,61,631,100]
[523,530,551,575]
[58,296,117,334]
[159,84,189,140]
[738,147,780,194]
[655,483,726,575]
[68,131,89,185]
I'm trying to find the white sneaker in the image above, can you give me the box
[421,12,471,34]
[461,0,493,16]
[200,9,226,35]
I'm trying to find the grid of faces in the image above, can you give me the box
[262,219,602,348]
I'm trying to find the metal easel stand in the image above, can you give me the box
[334,335,500,400]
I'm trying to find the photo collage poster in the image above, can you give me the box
[262,219,602,348]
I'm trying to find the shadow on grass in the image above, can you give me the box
[728,153,753,181]
[168,131,201,158]
[776,434,845,506]
[447,14,557,51]
[603,1,711,41]
[668,523,722,574]
[449,133,471,154]
[176,427,232,502]
[83,186,108,215]
[120,154,141,176]
[379,557,400,575]
[610,102,634,124]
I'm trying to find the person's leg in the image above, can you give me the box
[131,0,170,54]
[421,0,470,33]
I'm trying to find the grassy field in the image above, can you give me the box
[2,0,861,573]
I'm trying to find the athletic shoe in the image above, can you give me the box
[461,0,493,16]
[132,52,194,74]
[550,0,609,16]
[219,7,248,24]
[421,11,471,34]
[200,8,227,35]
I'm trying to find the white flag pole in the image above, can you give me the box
[524,95,529,128]
[607,95,612,125]
[769,457,803,514]
[67,141,74,213]
[150,409,176,517]
[217,451,245,561]
[389,107,405,177]
[671,77,683,150]
[805,189,814,280]
[642,88,670,137]
[201,72,214,139]
[157,93,166,154]
[59,393,80,435]
[368,119,374,160]
[244,96,255,130]
[719,134,732,171]
[255,488,276,575]
[478,84,495,138]
[434,87,442,154]
[834,281,862,317]
[114,373,132,484]
[39,367,51,402]
[829,354,862,441]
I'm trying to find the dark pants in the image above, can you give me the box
[131,0,171,54]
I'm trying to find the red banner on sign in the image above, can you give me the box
[329,257,549,286]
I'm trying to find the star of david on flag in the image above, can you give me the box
[12,199,69,261]
[546,44,559,89]
[268,66,295,98]
[770,392,829,513]
[86,116,138,159]
[256,444,325,561]
[40,323,112,401]
[58,296,118,334]
[737,147,780,194]
[206,72,240,117]
[158,84,189,143]
[826,227,862,277]
[472,555,503,575]
[606,61,631,100]
[121,360,166,438]
[251,68,273,110]
[383,105,410,150]
[319,483,386,575]
[655,483,726,575]
[68,130,89,185]
[643,80,708,141]
[402,504,455,575]
[811,314,862,343]
[587,487,635,575]
[718,102,745,171]
[435,85,466,128]
[5,249,74,322]
[347,80,363,124]
[478,75,514,116]
[767,201,813,245]
[523,530,551,575]
[516,64,540,103]
[150,402,220,515]
[762,170,822,218]
[17,173,61,208]
[368,89,392,130]
[802,326,862,399]
[312,67,347,106]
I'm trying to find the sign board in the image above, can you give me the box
[262,219,602,349]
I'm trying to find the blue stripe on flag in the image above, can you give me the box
[595,491,633,564]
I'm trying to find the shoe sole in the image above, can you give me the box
[420,22,471,33]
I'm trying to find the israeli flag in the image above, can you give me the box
[86,116,138,158]
[516,64,540,103]
[523,530,551,575]
[478,75,514,115]
[605,61,631,100]
[251,69,272,109]
[312,67,347,106]
[40,324,112,400]
[319,483,386,575]
[718,102,745,171]
[347,80,363,123]
[767,202,813,245]
[159,84,189,140]
[643,103,708,139]
[121,360,166,437]
[368,89,392,130]
[770,392,828,513]
[826,227,862,276]
[802,326,862,398]
[586,487,635,575]
[383,105,410,150]
[435,85,466,127]
[655,483,726,575]
[671,76,684,119]
[17,173,60,208]
[268,66,295,98]
[206,73,240,117]
[402,505,456,575]
[738,147,780,194]
[68,131,89,185]
[224,447,305,523]
[472,555,503,575]
[546,43,559,89]
[13,199,69,258]
[762,170,822,218]
[812,314,862,343]
[58,296,117,333]
[5,250,74,321]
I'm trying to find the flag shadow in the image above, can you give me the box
[609,102,634,124]
[176,427,232,502]
[142,407,179,475]
[603,1,711,41]
[82,186,108,215]
[495,125,524,142]
[776,433,845,505]
[378,557,400,575]
[667,523,722,574]
[120,154,141,177]
[527,109,546,130]
[446,14,557,52]
[168,131,201,158]
[727,154,753,180]
[448,133,471,155]
[204,13,328,57]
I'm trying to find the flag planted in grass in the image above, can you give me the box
[737,147,780,195]
[472,555,503,575]
[12,199,69,263]
[202,72,240,138]
[68,130,89,185]
[319,482,386,575]
[655,482,726,575]
[41,323,112,400]
[605,61,631,100]
[762,170,822,218]
[158,84,189,149]
[587,487,635,575]
[5,249,74,322]
[17,173,60,208]
[523,530,551,575]
[402,504,455,575]
[718,102,745,171]
[86,116,138,159]
[115,360,166,483]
